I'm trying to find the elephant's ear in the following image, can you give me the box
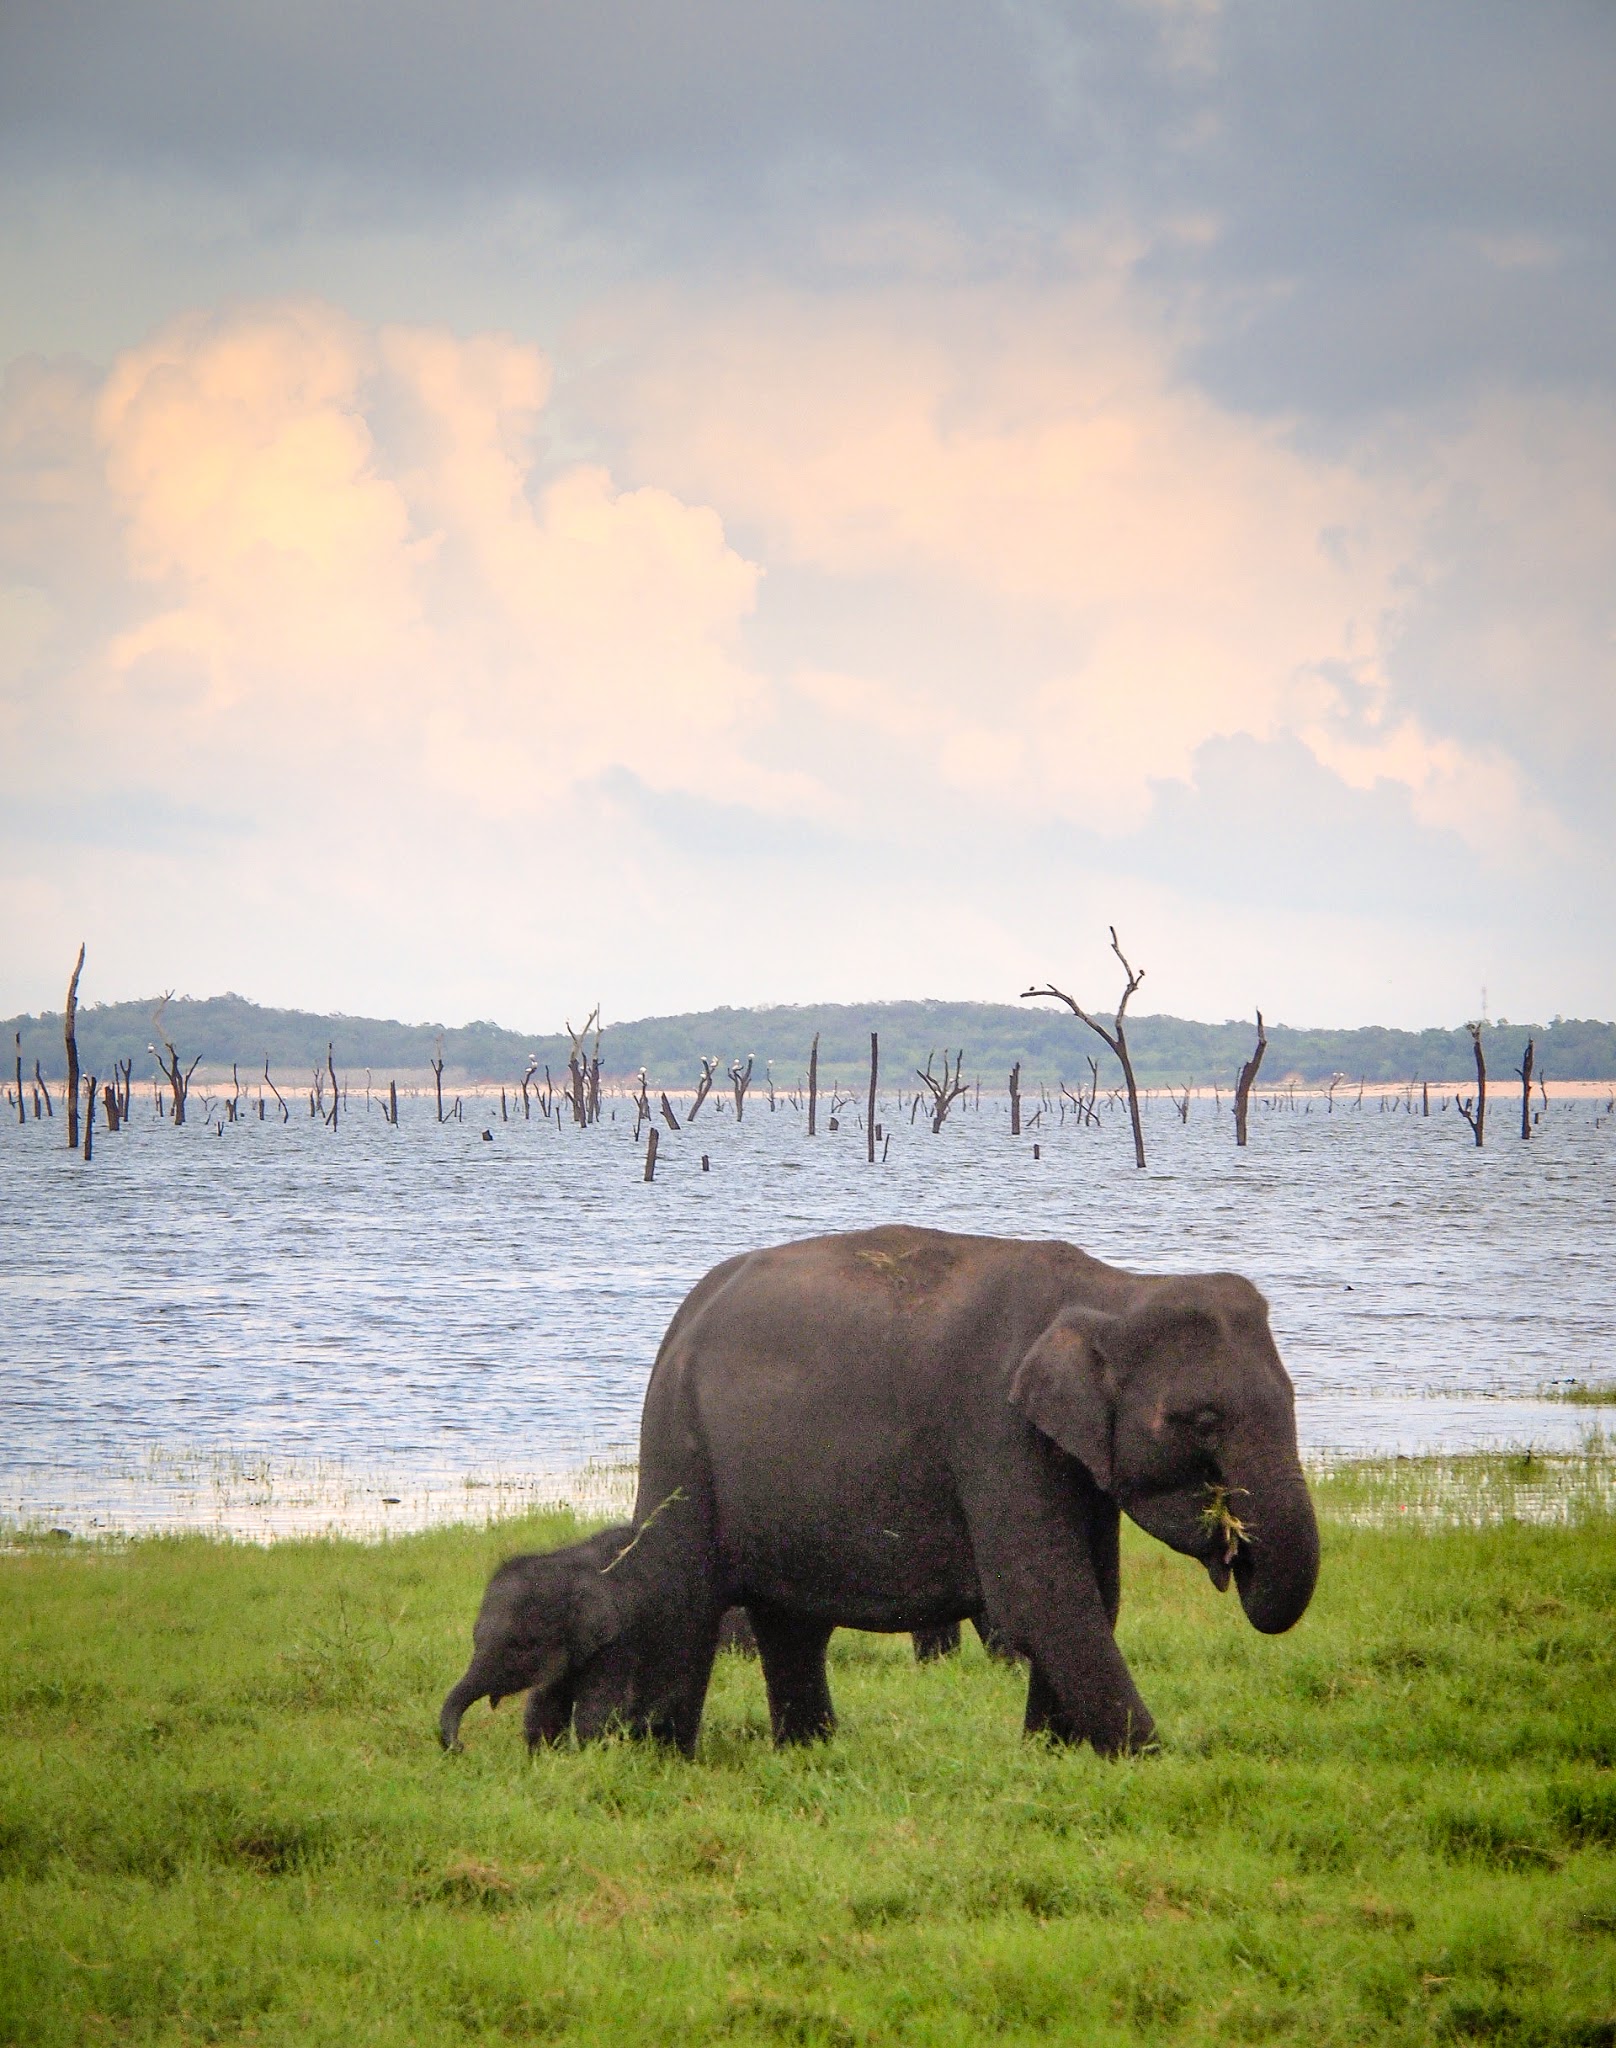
[1010,1310,1119,1490]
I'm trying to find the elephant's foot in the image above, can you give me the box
[1023,1660,1158,1756]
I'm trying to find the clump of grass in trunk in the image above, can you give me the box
[1197,1482,1249,1555]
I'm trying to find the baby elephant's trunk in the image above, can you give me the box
[439,1668,487,1752]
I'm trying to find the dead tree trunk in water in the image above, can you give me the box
[388,1079,398,1127]
[64,943,85,1149]
[866,1034,878,1164]
[34,1059,53,1118]
[730,1055,755,1123]
[1233,1012,1267,1148]
[159,1045,200,1124]
[807,1032,819,1136]
[12,1032,22,1127]
[1024,926,1148,1169]
[432,1050,446,1123]
[1456,1024,1486,1147]
[1516,1038,1534,1141]
[565,1008,601,1126]
[151,999,199,1125]
[102,1081,120,1132]
[326,1044,339,1130]
[689,1056,718,1120]
[82,1075,97,1161]
[1009,1062,1021,1137]
[916,1050,968,1133]
[264,1058,289,1122]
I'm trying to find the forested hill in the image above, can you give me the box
[5,992,1615,1090]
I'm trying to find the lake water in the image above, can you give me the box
[2,1083,1611,1537]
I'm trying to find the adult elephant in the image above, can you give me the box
[572,1226,1317,1756]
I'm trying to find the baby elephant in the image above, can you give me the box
[439,1525,642,1751]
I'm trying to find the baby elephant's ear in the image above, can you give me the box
[570,1555,629,1665]
[1009,1309,1118,1490]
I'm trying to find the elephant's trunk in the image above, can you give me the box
[439,1670,486,1751]
[1229,1463,1319,1635]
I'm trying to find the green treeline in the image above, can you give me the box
[5,991,1614,1090]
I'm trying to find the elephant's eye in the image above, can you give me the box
[1172,1406,1221,1438]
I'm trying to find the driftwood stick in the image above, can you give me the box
[866,1034,878,1164]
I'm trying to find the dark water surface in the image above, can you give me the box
[2,1086,1610,1533]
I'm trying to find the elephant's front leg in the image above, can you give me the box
[967,1488,1156,1756]
[523,1675,576,1748]
[748,1604,836,1745]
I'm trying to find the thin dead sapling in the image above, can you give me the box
[1023,925,1149,1169]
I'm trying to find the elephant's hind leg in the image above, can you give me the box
[749,1604,836,1745]
[912,1621,962,1662]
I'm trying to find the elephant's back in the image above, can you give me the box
[633,1227,1103,1609]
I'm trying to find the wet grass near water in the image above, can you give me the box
[3,1466,1614,2046]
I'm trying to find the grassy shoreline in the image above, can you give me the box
[4,1459,1614,2044]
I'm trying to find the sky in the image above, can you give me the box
[1,1,1612,1033]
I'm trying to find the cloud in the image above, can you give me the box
[1,275,1609,1031]
[587,278,1563,848]
[1,299,781,820]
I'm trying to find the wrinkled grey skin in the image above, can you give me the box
[621,1226,1319,1756]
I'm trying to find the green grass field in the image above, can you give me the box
[3,1458,1614,2046]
